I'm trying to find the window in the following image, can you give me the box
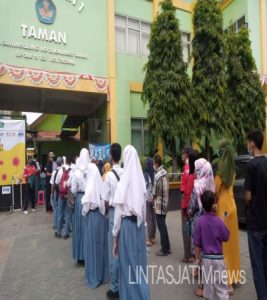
[131,118,148,155]
[225,15,247,33]
[181,32,191,63]
[115,14,151,57]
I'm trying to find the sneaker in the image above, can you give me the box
[55,232,61,239]
[106,289,119,299]
[63,234,70,240]
[155,249,168,256]
[32,209,36,212]
[23,210,29,215]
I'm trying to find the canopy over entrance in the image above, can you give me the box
[0,84,107,116]
[0,64,109,116]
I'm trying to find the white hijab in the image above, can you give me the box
[81,163,105,215]
[113,145,147,227]
[72,148,90,191]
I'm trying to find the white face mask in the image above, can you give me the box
[247,146,253,156]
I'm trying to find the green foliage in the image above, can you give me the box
[192,0,233,145]
[226,26,266,149]
[142,0,194,154]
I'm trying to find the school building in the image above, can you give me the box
[1,0,267,156]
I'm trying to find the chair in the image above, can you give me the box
[37,190,45,206]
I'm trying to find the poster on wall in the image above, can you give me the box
[89,144,110,161]
[0,119,26,186]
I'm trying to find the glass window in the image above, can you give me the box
[115,27,127,52]
[115,14,151,57]
[181,32,191,63]
[128,18,140,30]
[225,15,247,33]
[115,15,126,27]
[141,22,151,34]
[131,118,148,155]
[128,29,140,55]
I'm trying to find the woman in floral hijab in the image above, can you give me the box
[188,158,215,241]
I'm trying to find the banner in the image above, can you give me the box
[89,144,110,161]
[0,119,26,186]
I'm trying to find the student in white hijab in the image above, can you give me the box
[70,148,90,264]
[81,162,109,289]
[113,145,150,300]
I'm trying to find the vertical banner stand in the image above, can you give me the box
[10,175,23,213]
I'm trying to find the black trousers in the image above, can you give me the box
[45,182,53,212]
[156,214,170,254]
[23,183,36,210]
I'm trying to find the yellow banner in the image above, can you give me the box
[0,119,26,186]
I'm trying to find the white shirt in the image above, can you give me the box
[49,167,60,185]
[113,205,140,237]
[103,164,123,207]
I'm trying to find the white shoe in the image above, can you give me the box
[24,210,29,215]
[32,209,36,212]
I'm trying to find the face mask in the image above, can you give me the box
[247,147,253,156]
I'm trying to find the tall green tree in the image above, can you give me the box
[142,0,194,172]
[192,0,233,160]
[226,26,266,152]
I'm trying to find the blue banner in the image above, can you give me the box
[89,144,110,161]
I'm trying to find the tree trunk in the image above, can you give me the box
[205,135,211,162]
[170,141,178,180]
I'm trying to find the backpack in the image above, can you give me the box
[59,167,70,198]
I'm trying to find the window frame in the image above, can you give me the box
[115,14,151,57]
[131,117,148,155]
[181,31,191,63]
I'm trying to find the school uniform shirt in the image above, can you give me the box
[113,205,139,237]
[103,164,123,207]
[50,168,60,186]
[193,212,229,255]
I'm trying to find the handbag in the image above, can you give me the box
[67,191,75,210]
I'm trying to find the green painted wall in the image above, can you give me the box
[34,114,65,131]
[247,0,261,71]
[0,0,108,76]
[115,0,152,21]
[176,9,192,33]
[115,0,152,148]
[131,92,148,118]
[223,0,261,71]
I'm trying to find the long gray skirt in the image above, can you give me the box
[84,209,109,288]
[118,218,150,300]
[72,192,85,261]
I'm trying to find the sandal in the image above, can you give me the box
[194,286,203,298]
[228,285,234,296]
[180,257,195,264]
[146,240,153,246]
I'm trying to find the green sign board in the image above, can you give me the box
[0,0,108,76]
